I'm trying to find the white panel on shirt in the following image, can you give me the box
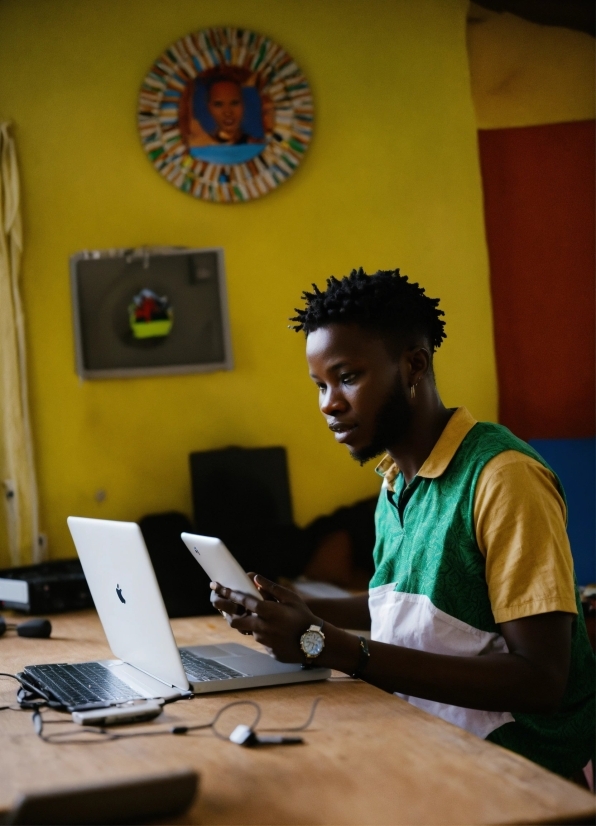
[369,584,514,739]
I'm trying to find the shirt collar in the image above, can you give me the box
[374,407,478,489]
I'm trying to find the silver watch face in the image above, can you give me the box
[301,629,324,658]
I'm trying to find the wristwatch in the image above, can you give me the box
[300,621,325,663]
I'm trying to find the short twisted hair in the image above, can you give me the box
[289,267,446,354]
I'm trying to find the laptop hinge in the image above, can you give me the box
[108,660,188,692]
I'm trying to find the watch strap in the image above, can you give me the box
[351,635,370,679]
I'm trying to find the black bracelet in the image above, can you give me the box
[351,636,370,679]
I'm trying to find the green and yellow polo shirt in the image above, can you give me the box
[371,407,595,777]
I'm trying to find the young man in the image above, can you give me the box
[212,268,594,778]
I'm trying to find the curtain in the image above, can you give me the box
[0,122,40,566]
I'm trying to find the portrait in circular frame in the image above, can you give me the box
[138,27,314,203]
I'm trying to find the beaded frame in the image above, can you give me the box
[138,27,313,203]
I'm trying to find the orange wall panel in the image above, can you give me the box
[479,121,595,440]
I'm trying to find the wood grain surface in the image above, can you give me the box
[0,610,593,825]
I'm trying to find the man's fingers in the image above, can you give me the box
[251,572,278,602]
[210,583,250,617]
[230,613,261,634]
[247,572,277,601]
[211,582,262,615]
[254,575,301,605]
[211,595,247,616]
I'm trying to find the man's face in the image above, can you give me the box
[207,81,244,137]
[306,323,412,464]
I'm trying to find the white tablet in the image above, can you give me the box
[180,533,263,601]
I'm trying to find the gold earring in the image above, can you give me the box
[410,384,416,399]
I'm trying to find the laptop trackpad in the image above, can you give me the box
[182,644,303,676]
[183,644,237,659]
[219,655,302,677]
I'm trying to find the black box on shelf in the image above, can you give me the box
[0,559,94,614]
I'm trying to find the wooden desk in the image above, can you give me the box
[0,611,594,825]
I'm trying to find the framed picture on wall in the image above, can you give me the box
[137,27,314,203]
[69,247,233,380]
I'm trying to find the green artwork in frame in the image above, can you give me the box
[138,27,314,203]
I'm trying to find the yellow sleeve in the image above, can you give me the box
[474,450,577,624]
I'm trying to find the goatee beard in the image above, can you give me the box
[350,380,412,466]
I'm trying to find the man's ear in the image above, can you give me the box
[407,346,432,386]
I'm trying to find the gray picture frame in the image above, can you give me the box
[69,246,233,380]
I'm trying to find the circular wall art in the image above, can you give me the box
[137,27,314,203]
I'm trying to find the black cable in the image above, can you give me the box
[32,697,322,745]
[1,671,310,740]
[181,699,262,740]
[0,672,22,710]
[33,709,165,744]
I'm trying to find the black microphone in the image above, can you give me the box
[0,617,52,638]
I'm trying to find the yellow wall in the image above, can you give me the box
[467,2,595,129]
[0,0,496,565]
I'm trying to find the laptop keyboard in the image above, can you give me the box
[179,650,244,682]
[24,652,245,708]
[24,662,143,709]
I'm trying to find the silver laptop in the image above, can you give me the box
[19,517,330,711]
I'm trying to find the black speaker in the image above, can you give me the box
[190,446,293,533]
[189,446,305,580]
[139,512,213,617]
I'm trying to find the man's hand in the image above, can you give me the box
[210,575,323,662]
[209,570,274,625]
